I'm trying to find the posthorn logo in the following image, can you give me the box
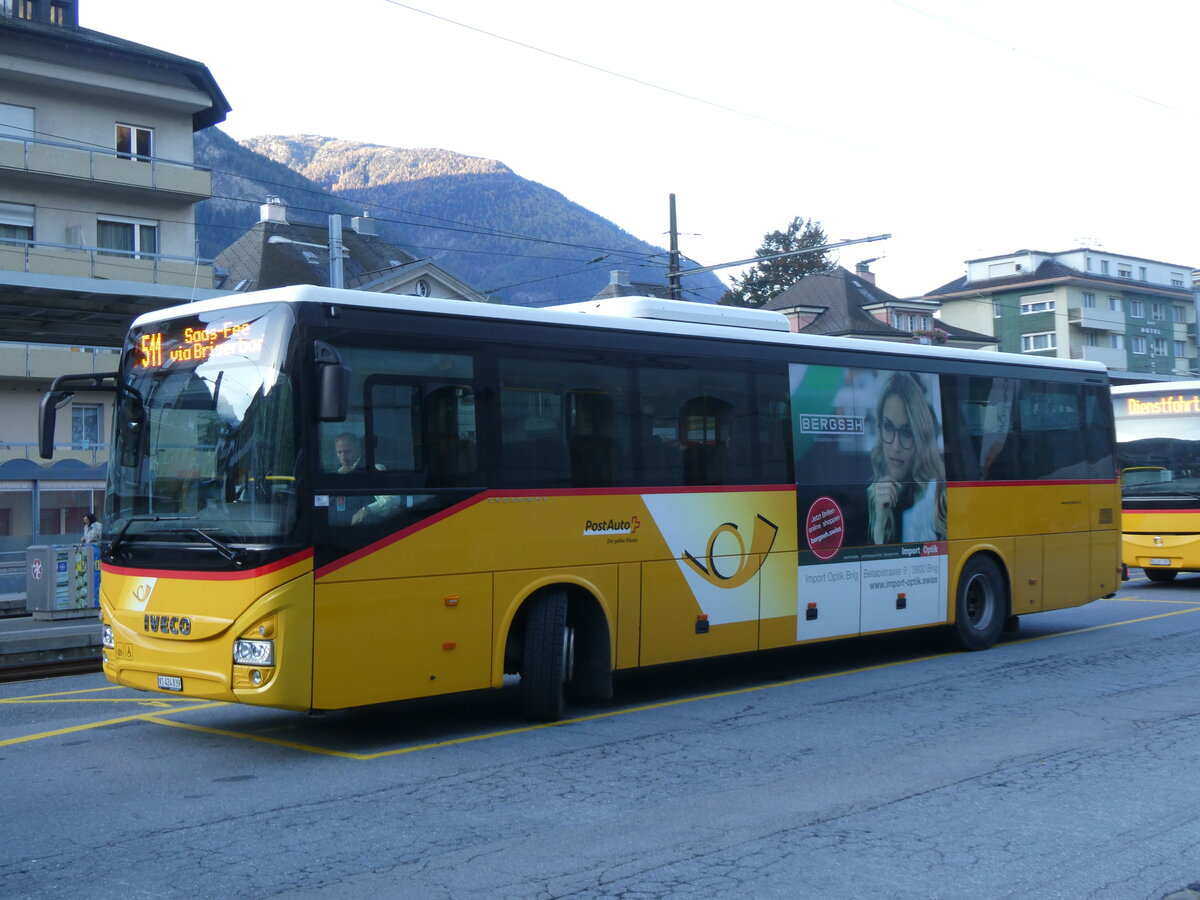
[683,514,779,588]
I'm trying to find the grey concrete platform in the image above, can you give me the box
[0,607,102,674]
[0,592,24,617]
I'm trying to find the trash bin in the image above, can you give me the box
[26,544,96,620]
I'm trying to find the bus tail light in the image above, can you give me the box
[233,639,274,666]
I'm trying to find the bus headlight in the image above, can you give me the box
[101,624,114,650]
[233,639,274,666]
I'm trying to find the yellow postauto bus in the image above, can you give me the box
[1113,380,1200,582]
[40,286,1121,721]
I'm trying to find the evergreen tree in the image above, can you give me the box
[720,217,831,307]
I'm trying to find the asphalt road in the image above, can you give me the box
[3,572,1200,899]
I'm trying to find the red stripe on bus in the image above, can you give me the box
[101,548,313,581]
[314,484,797,579]
[493,483,796,498]
[947,479,1117,488]
[1121,507,1200,514]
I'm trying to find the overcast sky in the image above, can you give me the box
[85,0,1198,298]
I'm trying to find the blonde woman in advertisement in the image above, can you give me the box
[866,371,947,544]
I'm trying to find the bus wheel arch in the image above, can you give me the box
[950,552,1009,652]
[508,583,613,722]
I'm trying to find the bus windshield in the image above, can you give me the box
[1114,397,1200,498]
[107,303,300,546]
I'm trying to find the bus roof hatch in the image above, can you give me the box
[548,296,791,332]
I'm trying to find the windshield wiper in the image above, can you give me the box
[108,514,197,555]
[190,528,250,566]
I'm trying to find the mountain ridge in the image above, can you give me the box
[194,129,724,306]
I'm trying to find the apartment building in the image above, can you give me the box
[762,263,997,349]
[0,0,229,550]
[926,248,1198,381]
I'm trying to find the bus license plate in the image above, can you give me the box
[1150,558,1172,567]
[157,675,183,692]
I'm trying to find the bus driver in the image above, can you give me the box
[332,432,401,525]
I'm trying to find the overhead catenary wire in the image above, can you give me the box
[9,133,689,298]
[14,126,671,266]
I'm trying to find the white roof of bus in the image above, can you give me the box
[132,284,1107,376]
[1112,380,1200,394]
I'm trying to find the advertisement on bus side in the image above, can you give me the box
[790,364,949,639]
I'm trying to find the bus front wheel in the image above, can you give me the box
[1144,567,1178,583]
[950,555,1007,651]
[521,591,574,722]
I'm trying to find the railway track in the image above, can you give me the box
[0,656,102,683]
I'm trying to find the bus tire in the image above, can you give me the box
[521,590,573,722]
[1144,567,1178,583]
[950,555,1007,651]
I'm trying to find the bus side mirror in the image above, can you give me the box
[318,364,349,422]
[314,340,349,422]
[118,401,146,469]
[38,391,69,459]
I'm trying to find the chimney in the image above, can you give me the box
[610,270,631,287]
[351,213,376,236]
[260,197,287,224]
[855,261,876,285]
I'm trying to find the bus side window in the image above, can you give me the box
[979,377,1018,481]
[1018,381,1085,480]
[942,375,1020,482]
[366,380,421,473]
[639,360,751,487]
[499,381,570,489]
[940,376,981,482]
[423,384,477,487]
[755,371,793,485]
[680,395,733,486]
[498,354,632,489]
[567,389,618,488]
[1084,384,1115,479]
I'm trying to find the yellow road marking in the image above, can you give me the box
[0,702,223,747]
[1006,603,1200,643]
[6,602,1200,756]
[1107,595,1200,605]
[144,715,368,758]
[0,684,125,702]
[0,697,201,705]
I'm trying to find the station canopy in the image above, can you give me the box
[0,277,228,348]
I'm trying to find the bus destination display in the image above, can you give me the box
[137,321,265,369]
[1119,393,1200,417]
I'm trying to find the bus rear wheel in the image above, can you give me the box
[950,555,1007,651]
[1144,567,1178,583]
[521,591,573,721]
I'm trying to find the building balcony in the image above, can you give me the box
[0,136,211,202]
[1070,345,1127,369]
[0,239,214,289]
[1067,307,1125,330]
[0,342,120,379]
[0,441,108,468]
